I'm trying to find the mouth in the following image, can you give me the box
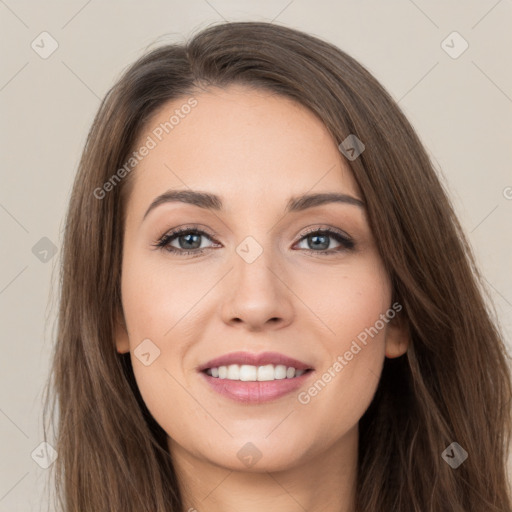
[198,351,315,403]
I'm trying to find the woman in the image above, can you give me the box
[43,21,512,511]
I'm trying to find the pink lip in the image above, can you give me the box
[197,351,313,372]
[199,370,314,403]
[197,351,315,404]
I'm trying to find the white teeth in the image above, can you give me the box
[239,364,257,381]
[227,364,239,380]
[205,364,309,381]
[274,364,287,379]
[258,364,275,381]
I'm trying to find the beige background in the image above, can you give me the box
[1,0,511,509]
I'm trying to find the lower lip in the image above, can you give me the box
[199,370,314,404]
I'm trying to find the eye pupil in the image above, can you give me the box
[179,233,201,249]
[309,234,329,250]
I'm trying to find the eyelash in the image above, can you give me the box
[152,224,355,258]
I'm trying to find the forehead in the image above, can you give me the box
[126,84,361,217]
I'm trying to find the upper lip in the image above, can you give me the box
[198,351,314,372]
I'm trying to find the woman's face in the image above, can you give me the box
[115,84,408,472]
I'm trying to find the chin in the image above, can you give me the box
[199,436,312,473]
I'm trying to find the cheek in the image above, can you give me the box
[294,258,390,423]
[297,256,391,347]
[120,254,214,439]
[130,359,209,456]
[121,252,210,344]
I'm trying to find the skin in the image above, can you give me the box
[115,84,409,512]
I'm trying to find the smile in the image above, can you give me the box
[198,350,315,403]
[204,363,309,381]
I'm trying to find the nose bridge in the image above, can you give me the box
[238,233,276,281]
[219,232,294,330]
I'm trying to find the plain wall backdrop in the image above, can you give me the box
[0,1,511,510]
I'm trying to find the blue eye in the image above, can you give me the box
[153,226,355,257]
[295,228,355,254]
[153,226,219,257]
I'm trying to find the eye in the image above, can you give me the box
[152,225,220,257]
[153,225,355,257]
[294,227,355,255]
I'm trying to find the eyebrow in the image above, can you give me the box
[142,189,365,221]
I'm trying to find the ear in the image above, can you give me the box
[384,311,410,359]
[114,309,130,354]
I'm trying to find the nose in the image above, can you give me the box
[220,242,295,332]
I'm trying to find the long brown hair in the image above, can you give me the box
[43,21,512,511]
